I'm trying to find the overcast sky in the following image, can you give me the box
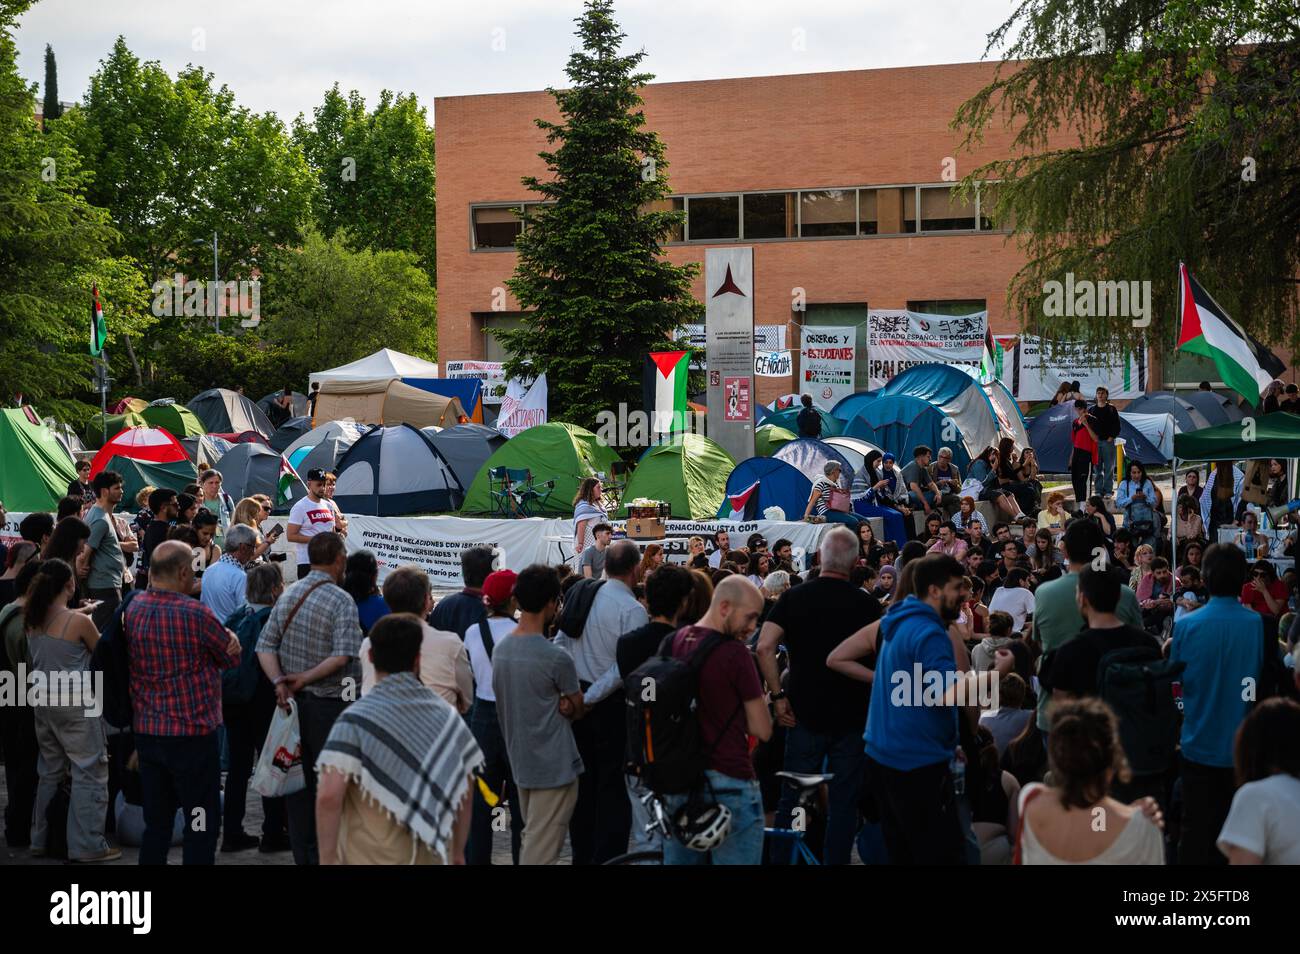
[15,0,1017,124]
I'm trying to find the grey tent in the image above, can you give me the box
[43,418,86,464]
[282,419,370,505]
[181,434,237,469]
[421,423,507,491]
[1123,393,1212,433]
[214,443,302,509]
[269,416,312,453]
[188,388,275,438]
[258,390,309,429]
[1180,389,1244,425]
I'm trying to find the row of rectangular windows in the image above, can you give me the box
[470,183,1007,249]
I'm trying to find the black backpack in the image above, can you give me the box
[624,629,739,795]
[556,577,604,640]
[1095,644,1186,777]
[91,588,142,730]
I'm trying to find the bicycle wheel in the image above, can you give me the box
[602,849,664,865]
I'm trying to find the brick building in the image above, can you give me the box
[433,62,1242,407]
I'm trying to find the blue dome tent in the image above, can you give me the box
[844,394,972,472]
[1027,403,1166,472]
[761,405,842,438]
[1123,393,1212,433]
[772,438,855,489]
[879,364,1005,461]
[716,457,812,521]
[830,392,877,423]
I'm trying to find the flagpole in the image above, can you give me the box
[99,351,108,446]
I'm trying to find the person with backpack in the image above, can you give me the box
[429,545,493,640]
[649,576,772,865]
[796,393,821,438]
[492,565,586,865]
[465,569,525,865]
[557,539,647,864]
[1170,543,1265,865]
[220,563,289,854]
[1038,566,1177,806]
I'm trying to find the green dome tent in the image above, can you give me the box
[461,422,621,516]
[0,409,79,512]
[95,456,197,504]
[618,434,736,519]
[754,424,797,457]
[83,411,146,449]
[141,402,206,439]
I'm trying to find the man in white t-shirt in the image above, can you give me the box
[707,528,732,569]
[988,568,1035,633]
[287,468,336,579]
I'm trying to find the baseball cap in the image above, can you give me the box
[306,468,328,482]
[482,569,517,607]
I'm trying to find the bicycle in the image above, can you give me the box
[603,771,830,865]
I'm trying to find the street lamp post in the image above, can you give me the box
[195,232,219,333]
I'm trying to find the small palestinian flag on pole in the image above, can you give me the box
[277,455,303,506]
[720,480,760,521]
[1176,263,1283,406]
[90,283,107,356]
[643,350,690,438]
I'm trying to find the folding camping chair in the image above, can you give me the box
[515,470,556,516]
[600,461,633,511]
[488,466,523,518]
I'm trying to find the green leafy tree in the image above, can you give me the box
[954,0,1300,356]
[260,228,437,383]
[293,85,438,283]
[0,2,150,422]
[496,0,701,430]
[41,42,58,122]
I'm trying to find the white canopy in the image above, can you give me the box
[309,348,439,388]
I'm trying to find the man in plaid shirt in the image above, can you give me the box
[256,531,362,865]
[125,540,241,865]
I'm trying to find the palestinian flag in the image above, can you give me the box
[277,455,302,506]
[1177,263,1283,405]
[643,350,690,436]
[90,283,107,356]
[720,480,760,521]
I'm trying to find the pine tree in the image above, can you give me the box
[497,0,701,431]
[42,42,59,123]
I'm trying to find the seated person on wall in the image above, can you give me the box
[1136,556,1176,636]
[802,461,861,530]
[901,445,960,518]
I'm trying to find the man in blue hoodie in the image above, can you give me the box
[864,553,967,864]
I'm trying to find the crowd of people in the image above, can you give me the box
[1,424,1299,867]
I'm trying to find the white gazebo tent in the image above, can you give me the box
[309,348,439,388]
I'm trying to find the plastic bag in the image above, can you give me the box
[251,698,305,798]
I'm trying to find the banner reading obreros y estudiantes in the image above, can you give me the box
[705,247,755,462]
[800,326,856,405]
[866,309,987,388]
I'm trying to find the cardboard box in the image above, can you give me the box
[627,517,666,540]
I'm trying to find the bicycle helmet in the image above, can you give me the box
[672,800,732,852]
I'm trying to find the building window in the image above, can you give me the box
[686,195,739,241]
[919,185,977,232]
[642,197,685,242]
[906,300,987,317]
[472,205,523,248]
[977,182,1008,231]
[799,189,856,238]
[742,192,796,239]
[860,187,916,235]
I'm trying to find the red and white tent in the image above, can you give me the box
[89,426,188,476]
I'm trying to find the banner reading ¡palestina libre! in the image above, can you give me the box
[865,309,987,389]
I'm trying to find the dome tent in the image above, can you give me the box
[141,400,206,440]
[187,388,275,439]
[1176,389,1240,426]
[1027,403,1166,472]
[461,422,622,517]
[214,444,303,508]
[1122,393,1212,433]
[89,426,196,503]
[761,404,842,438]
[332,424,463,516]
[830,392,877,423]
[617,433,736,520]
[281,419,371,506]
[0,409,79,512]
[83,410,146,449]
[108,397,149,415]
[982,379,1031,450]
[879,363,1005,461]
[421,423,507,493]
[181,434,237,469]
[93,457,196,505]
[845,394,973,472]
[716,457,812,521]
[772,438,855,490]
[258,390,309,428]
[823,435,884,477]
[269,416,312,453]
[754,424,797,457]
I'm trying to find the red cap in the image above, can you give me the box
[482,569,517,607]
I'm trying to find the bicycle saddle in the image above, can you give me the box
[775,771,834,788]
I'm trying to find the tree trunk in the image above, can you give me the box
[122,333,143,388]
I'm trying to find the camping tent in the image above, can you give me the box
[214,444,302,507]
[309,348,439,388]
[0,409,79,511]
[422,423,507,492]
[83,411,146,449]
[830,392,877,423]
[90,427,189,477]
[312,378,466,430]
[268,416,312,453]
[97,457,196,504]
[108,397,148,415]
[1122,393,1212,433]
[332,424,463,515]
[188,388,275,439]
[141,401,206,439]
[1173,411,1300,462]
[405,378,485,424]
[617,433,735,520]
[823,435,884,477]
[761,405,842,438]
[879,363,1005,459]
[716,457,812,521]
[43,418,86,464]
[754,424,797,457]
[181,434,236,469]
[281,420,370,504]
[1178,390,1243,426]
[983,379,1032,450]
[1119,412,1177,462]
[1027,403,1166,472]
[461,422,622,516]
[844,394,974,472]
[773,438,855,490]
[257,390,309,428]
